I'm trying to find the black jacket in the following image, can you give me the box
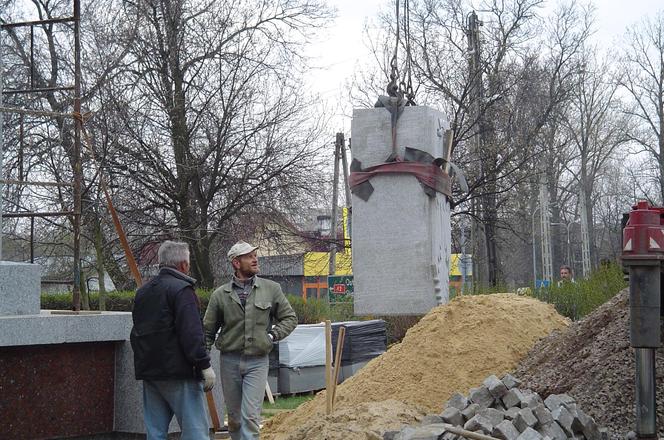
[131,267,211,380]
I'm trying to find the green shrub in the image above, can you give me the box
[41,289,422,344]
[533,263,627,320]
[41,289,213,316]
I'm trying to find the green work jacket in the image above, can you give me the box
[203,276,297,356]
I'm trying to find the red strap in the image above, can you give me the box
[350,161,451,196]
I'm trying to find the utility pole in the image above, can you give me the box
[579,188,591,277]
[539,180,553,283]
[329,133,343,276]
[341,137,351,208]
[466,10,485,289]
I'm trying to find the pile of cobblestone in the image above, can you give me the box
[515,289,664,439]
[384,374,605,440]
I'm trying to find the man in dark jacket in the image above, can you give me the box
[131,240,215,440]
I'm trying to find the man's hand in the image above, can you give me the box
[201,367,216,392]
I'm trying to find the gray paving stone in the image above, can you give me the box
[577,410,600,440]
[543,395,563,412]
[532,404,553,426]
[441,407,463,426]
[537,422,567,440]
[445,392,469,411]
[514,407,538,433]
[503,389,527,409]
[479,407,505,426]
[420,414,445,425]
[493,420,521,440]
[464,414,495,434]
[521,391,543,409]
[461,403,480,421]
[551,406,574,437]
[400,424,447,440]
[505,407,521,421]
[558,394,575,405]
[493,400,508,412]
[501,374,522,390]
[484,374,509,399]
[441,433,459,440]
[516,427,543,440]
[394,426,418,440]
[469,386,495,409]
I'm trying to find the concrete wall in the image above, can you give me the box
[0,310,225,437]
[351,105,451,315]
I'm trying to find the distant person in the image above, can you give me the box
[131,240,215,440]
[559,265,575,284]
[204,240,297,440]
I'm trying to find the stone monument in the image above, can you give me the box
[350,105,452,315]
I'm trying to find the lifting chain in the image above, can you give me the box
[386,0,415,105]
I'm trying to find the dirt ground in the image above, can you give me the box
[263,293,569,440]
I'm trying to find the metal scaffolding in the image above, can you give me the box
[0,0,83,309]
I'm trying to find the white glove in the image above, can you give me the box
[201,367,216,392]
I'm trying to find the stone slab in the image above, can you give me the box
[0,261,41,316]
[278,365,326,394]
[351,106,451,315]
[0,310,133,346]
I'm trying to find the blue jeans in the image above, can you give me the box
[142,379,209,440]
[220,352,269,440]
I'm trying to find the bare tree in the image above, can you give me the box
[95,0,334,288]
[561,49,630,269]
[619,11,664,203]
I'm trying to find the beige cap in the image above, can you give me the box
[227,241,258,261]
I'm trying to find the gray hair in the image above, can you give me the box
[158,241,190,268]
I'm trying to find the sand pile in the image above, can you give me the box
[516,288,664,439]
[263,293,569,440]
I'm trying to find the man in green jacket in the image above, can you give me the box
[204,241,297,440]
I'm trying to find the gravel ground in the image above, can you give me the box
[515,288,664,440]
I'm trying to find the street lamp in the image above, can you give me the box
[531,206,540,288]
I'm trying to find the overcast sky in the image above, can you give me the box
[307,0,664,132]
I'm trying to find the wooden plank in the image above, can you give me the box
[265,381,275,404]
[206,391,222,432]
[331,326,346,410]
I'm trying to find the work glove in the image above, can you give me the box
[201,367,216,392]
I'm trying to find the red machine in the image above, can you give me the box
[622,200,664,440]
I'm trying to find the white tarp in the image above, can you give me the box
[278,323,325,367]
